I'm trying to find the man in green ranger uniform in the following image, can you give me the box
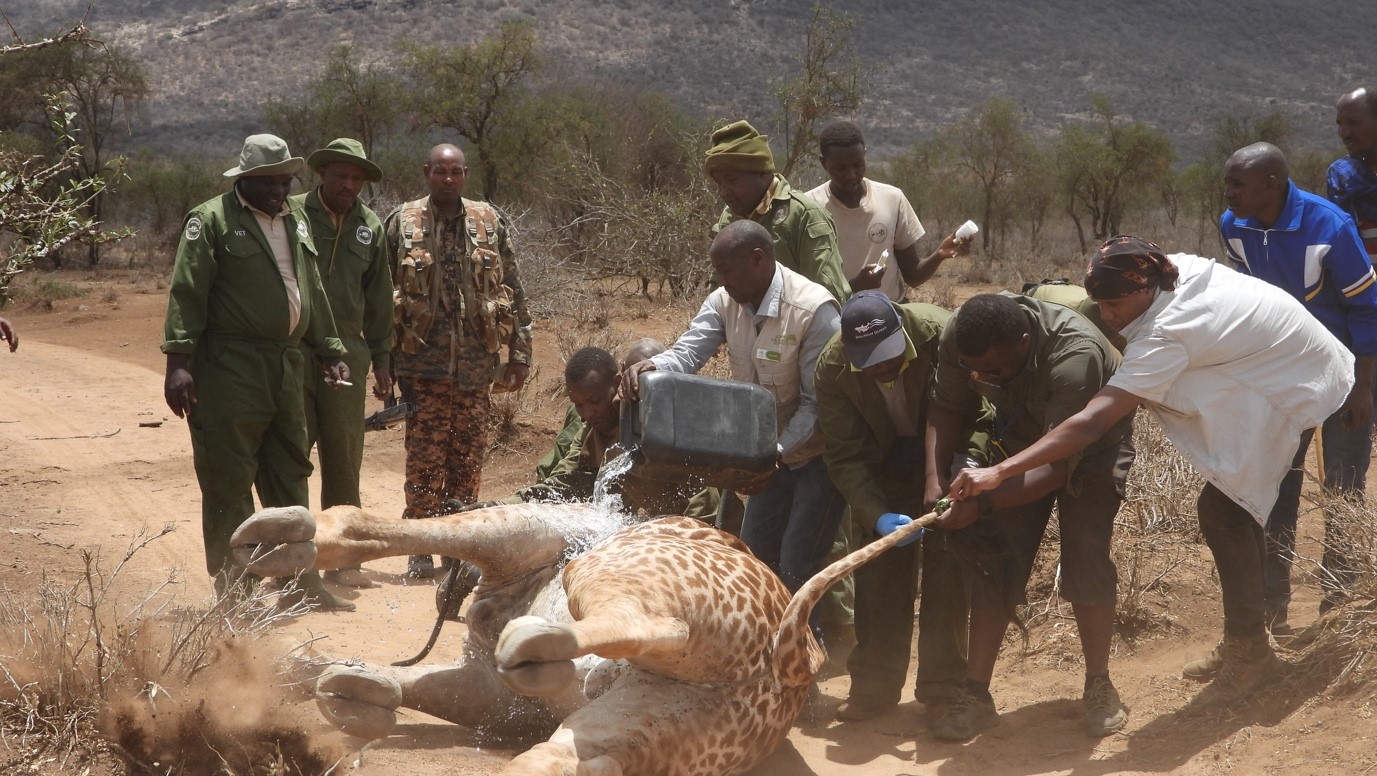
[291,138,395,590]
[707,120,852,303]
[162,134,353,610]
[387,143,534,580]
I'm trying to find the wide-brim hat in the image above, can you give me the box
[840,290,906,368]
[223,134,304,178]
[307,137,382,182]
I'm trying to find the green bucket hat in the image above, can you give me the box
[307,137,383,182]
[704,120,776,175]
[222,134,304,178]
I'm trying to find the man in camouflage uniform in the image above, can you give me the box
[162,134,353,610]
[291,138,395,589]
[706,119,851,303]
[386,143,533,579]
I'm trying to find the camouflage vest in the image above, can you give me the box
[393,197,518,367]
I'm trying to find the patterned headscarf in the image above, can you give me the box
[1085,235,1179,299]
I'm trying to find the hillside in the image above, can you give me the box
[6,0,1370,162]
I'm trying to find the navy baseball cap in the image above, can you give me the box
[840,291,905,368]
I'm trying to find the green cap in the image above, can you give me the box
[223,134,304,178]
[307,137,383,183]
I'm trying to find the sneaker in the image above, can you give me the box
[1181,640,1225,682]
[407,555,437,580]
[1192,636,1282,707]
[931,688,999,741]
[833,697,896,722]
[1083,676,1128,736]
[324,567,378,589]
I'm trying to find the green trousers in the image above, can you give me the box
[190,336,313,577]
[846,526,970,705]
[303,336,371,509]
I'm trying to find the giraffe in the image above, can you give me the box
[230,501,933,775]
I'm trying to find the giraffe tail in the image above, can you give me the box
[770,511,940,686]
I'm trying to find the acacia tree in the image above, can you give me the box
[772,3,864,180]
[2,30,146,265]
[0,23,131,299]
[262,44,401,160]
[401,21,543,203]
[950,96,1029,259]
[1057,96,1174,253]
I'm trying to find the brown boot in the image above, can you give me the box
[1193,635,1282,706]
[1182,640,1225,681]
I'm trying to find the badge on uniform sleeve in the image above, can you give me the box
[296,219,310,241]
[184,217,202,242]
[356,225,373,246]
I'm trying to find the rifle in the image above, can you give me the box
[364,393,416,432]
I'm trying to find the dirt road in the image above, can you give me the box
[1,275,1373,775]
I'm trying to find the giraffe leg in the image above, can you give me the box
[495,607,689,697]
[230,503,601,580]
[499,731,624,775]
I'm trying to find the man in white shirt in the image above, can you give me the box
[806,121,966,301]
[621,220,845,635]
[945,236,1353,708]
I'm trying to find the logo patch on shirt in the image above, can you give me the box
[773,206,787,226]
[183,217,202,242]
[771,333,798,347]
[356,225,373,246]
[296,219,310,241]
[868,222,889,244]
[233,230,247,237]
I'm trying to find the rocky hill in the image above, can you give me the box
[8,0,1371,161]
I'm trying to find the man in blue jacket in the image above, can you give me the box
[1219,142,1377,637]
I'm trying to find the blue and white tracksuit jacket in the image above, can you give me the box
[1221,180,1377,357]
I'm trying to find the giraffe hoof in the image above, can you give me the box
[316,666,402,739]
[498,658,577,697]
[230,506,318,576]
[496,616,578,696]
[316,695,398,740]
[231,541,317,578]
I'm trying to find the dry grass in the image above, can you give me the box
[1284,490,1377,698]
[0,526,347,774]
[1017,412,1208,650]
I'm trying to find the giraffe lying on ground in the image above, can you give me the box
[230,502,932,775]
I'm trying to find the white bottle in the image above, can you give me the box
[955,220,979,241]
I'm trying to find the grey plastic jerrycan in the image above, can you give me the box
[620,370,778,490]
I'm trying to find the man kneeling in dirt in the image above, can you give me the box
[502,345,718,518]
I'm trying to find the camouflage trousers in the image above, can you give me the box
[402,377,492,521]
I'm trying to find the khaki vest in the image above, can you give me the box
[393,196,517,367]
[721,263,837,466]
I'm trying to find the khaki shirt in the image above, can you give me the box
[932,294,1126,476]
